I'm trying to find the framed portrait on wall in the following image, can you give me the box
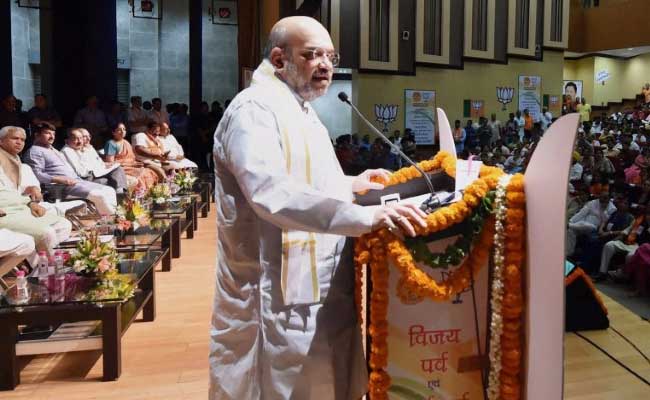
[211,1,238,25]
[563,80,582,103]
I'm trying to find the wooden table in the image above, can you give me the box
[0,250,165,390]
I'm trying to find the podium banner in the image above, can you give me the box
[385,238,489,400]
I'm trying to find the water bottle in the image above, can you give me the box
[36,251,49,285]
[15,270,29,304]
[53,250,66,301]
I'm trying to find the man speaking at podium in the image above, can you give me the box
[210,16,427,400]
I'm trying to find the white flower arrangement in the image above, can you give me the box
[487,174,512,400]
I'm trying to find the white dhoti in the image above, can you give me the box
[82,186,117,215]
[0,229,36,280]
[599,240,638,273]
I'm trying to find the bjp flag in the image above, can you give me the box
[470,100,485,119]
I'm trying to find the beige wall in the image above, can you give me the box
[352,51,565,138]
[564,54,650,106]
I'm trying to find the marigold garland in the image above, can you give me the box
[356,153,528,400]
[499,173,525,400]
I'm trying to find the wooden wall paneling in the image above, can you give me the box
[237,0,261,90]
[337,0,359,69]
[508,0,540,58]
[398,0,416,75]
[535,0,543,59]
[464,0,496,61]
[416,0,451,66]
[493,0,508,63]
[359,0,399,72]
[448,0,465,68]
[544,0,570,49]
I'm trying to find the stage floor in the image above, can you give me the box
[4,208,649,399]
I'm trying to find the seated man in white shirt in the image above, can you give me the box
[61,128,128,193]
[23,122,117,216]
[567,192,616,256]
[159,122,198,169]
[131,121,168,179]
[0,126,85,216]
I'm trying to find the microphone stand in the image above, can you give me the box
[338,92,442,212]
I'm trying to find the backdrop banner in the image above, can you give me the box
[405,89,436,145]
[518,76,542,121]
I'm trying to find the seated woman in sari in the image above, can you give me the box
[104,123,159,192]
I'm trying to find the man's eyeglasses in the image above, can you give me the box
[298,48,340,67]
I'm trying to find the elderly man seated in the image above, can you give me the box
[159,122,198,169]
[0,183,71,257]
[131,121,168,179]
[0,126,85,216]
[22,122,117,215]
[61,127,128,193]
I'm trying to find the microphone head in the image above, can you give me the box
[337,92,349,103]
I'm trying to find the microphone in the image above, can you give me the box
[338,92,441,212]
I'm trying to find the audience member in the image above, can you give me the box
[149,97,170,125]
[0,183,71,256]
[104,122,159,192]
[567,191,616,256]
[577,97,592,123]
[131,121,168,179]
[515,110,525,141]
[73,95,107,145]
[0,126,85,216]
[452,119,466,154]
[401,130,416,160]
[541,107,553,131]
[192,101,212,170]
[61,128,128,193]
[0,95,24,128]
[599,209,650,284]
[478,117,492,148]
[22,122,116,215]
[128,96,149,134]
[523,109,533,139]
[159,122,198,169]
[106,100,127,129]
[642,83,650,107]
[169,103,190,150]
[27,94,62,129]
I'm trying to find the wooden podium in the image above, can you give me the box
[357,109,580,400]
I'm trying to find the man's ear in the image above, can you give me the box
[269,47,285,70]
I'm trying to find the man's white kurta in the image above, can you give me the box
[209,60,376,399]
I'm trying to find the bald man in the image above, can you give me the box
[210,17,426,400]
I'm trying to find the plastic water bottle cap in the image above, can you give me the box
[38,251,47,256]
[16,271,25,277]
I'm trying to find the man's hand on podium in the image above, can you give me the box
[372,203,427,237]
[352,169,391,193]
